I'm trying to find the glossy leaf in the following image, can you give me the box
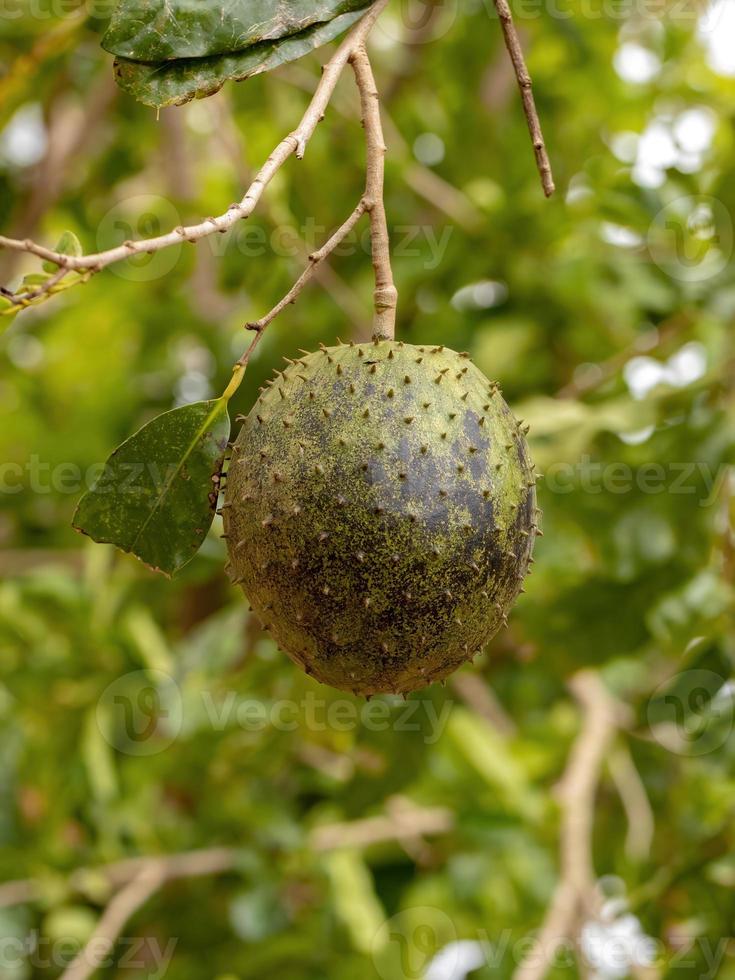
[72,398,231,576]
[112,9,368,108]
[102,0,372,62]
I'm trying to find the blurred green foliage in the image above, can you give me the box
[0,0,734,977]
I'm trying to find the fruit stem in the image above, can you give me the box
[350,45,397,341]
[222,363,246,401]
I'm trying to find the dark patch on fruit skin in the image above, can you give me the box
[224,341,538,696]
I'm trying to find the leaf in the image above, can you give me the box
[112,9,369,108]
[72,397,231,576]
[21,273,50,287]
[323,850,386,955]
[446,709,545,823]
[42,230,82,273]
[0,294,19,323]
[123,605,175,672]
[103,0,373,62]
[81,708,118,803]
[0,273,55,323]
[0,269,88,321]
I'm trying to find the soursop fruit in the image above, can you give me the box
[223,339,538,695]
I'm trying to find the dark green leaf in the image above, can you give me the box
[112,9,368,108]
[103,0,372,62]
[72,398,231,576]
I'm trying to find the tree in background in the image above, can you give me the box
[0,0,733,978]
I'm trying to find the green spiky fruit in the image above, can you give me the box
[223,340,538,695]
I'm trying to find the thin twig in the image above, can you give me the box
[240,44,397,349]
[512,672,629,980]
[491,0,554,197]
[212,92,372,336]
[240,198,369,361]
[0,803,452,911]
[3,268,92,311]
[312,797,452,851]
[608,743,654,863]
[14,802,449,977]
[15,266,67,302]
[0,0,390,311]
[350,44,397,339]
[59,865,165,980]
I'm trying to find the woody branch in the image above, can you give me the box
[0,0,391,312]
[0,0,553,315]
[239,42,396,362]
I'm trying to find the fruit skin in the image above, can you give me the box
[224,340,538,696]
